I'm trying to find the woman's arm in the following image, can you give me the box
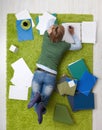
[68,26,82,51]
[69,34,82,50]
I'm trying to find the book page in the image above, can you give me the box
[62,23,81,43]
[82,21,96,44]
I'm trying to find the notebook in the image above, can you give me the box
[16,19,34,41]
[77,71,98,96]
[67,92,95,111]
[62,21,96,44]
[53,103,74,124]
[67,59,89,80]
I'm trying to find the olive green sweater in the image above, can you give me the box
[37,31,71,72]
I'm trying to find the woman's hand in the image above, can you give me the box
[47,25,54,35]
[68,26,74,35]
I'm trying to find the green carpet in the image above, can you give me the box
[7,14,93,130]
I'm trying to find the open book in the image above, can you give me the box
[62,21,96,44]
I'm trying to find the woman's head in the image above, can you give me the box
[48,25,65,43]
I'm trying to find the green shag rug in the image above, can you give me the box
[7,14,93,130]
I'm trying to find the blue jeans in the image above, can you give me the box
[30,70,56,111]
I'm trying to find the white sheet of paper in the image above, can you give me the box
[10,72,32,88]
[9,85,28,100]
[36,12,56,35]
[82,21,96,44]
[11,58,33,88]
[36,16,48,35]
[43,12,56,21]
[62,23,81,43]
[38,18,56,35]
[15,9,35,27]
[68,80,75,88]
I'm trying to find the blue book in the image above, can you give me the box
[67,92,95,111]
[68,59,89,80]
[77,71,98,96]
[16,19,34,41]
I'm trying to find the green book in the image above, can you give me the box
[53,104,74,124]
[68,59,89,80]
[57,81,76,96]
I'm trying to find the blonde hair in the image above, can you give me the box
[49,25,65,43]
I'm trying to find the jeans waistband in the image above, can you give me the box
[36,68,56,76]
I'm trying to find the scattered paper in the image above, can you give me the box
[36,12,56,35]
[15,9,35,27]
[9,58,33,100]
[9,85,28,100]
[11,58,33,88]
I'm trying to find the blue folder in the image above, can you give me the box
[77,71,98,96]
[16,19,34,41]
[67,92,95,111]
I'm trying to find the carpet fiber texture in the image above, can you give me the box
[7,14,93,130]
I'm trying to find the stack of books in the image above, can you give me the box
[67,58,98,111]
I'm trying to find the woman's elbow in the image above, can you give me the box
[75,44,82,50]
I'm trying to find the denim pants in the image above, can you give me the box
[30,70,56,111]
